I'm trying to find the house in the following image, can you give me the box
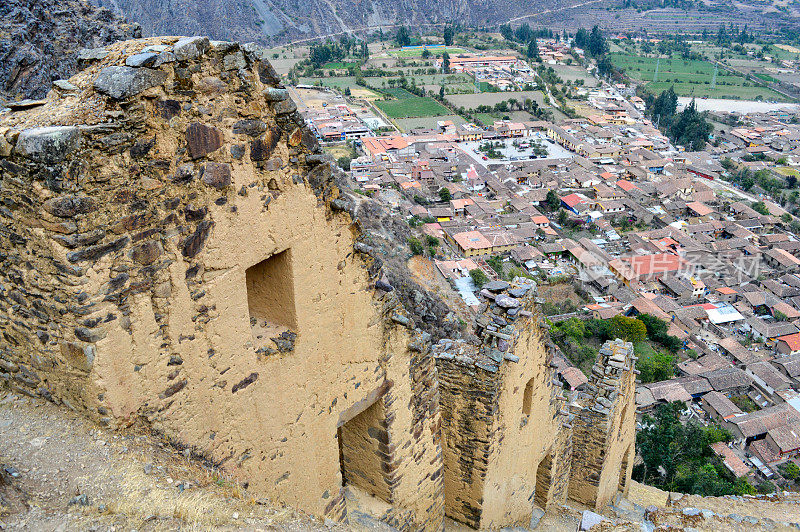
[746,361,792,401]
[451,230,493,257]
[765,248,800,273]
[762,425,800,462]
[560,193,593,214]
[608,253,689,287]
[776,333,800,356]
[745,317,799,344]
[701,367,752,395]
[701,391,744,421]
[709,442,751,477]
[724,403,800,443]
[772,354,800,382]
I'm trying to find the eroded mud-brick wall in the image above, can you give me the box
[569,339,637,510]
[0,36,443,531]
[434,281,572,530]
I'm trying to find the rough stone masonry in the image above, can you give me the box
[0,36,442,530]
[0,36,636,531]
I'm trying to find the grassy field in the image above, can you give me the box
[375,94,451,118]
[610,53,789,101]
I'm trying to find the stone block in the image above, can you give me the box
[94,66,167,100]
[15,126,81,164]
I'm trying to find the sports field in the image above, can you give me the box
[609,53,789,101]
[374,89,452,118]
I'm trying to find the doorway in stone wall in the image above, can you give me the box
[336,383,394,525]
[534,447,555,509]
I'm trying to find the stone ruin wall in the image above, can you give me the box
[434,282,572,530]
[0,34,638,532]
[0,37,443,530]
[569,338,637,510]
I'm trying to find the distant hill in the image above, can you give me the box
[0,0,140,101]
[88,0,596,45]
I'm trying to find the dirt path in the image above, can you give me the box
[0,391,337,531]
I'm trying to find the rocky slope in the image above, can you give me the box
[91,0,601,45]
[0,0,140,102]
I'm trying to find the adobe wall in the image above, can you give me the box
[0,37,443,531]
[434,281,572,530]
[569,338,637,509]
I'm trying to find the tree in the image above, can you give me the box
[470,268,489,288]
[396,26,411,47]
[752,201,769,215]
[527,37,540,60]
[441,52,450,73]
[637,350,676,383]
[408,236,424,255]
[574,28,589,49]
[546,189,560,210]
[515,23,533,43]
[649,86,678,126]
[596,56,615,78]
[757,480,776,494]
[438,187,452,202]
[609,315,647,344]
[336,156,351,171]
[669,100,712,150]
[587,25,607,56]
[638,313,669,339]
[557,208,569,225]
[439,85,445,99]
[634,402,744,496]
[556,317,586,341]
[499,24,514,41]
[344,86,351,96]
[421,48,430,59]
[443,25,454,46]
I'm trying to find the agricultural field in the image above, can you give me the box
[321,61,359,69]
[609,53,790,101]
[374,89,452,118]
[395,115,466,132]
[446,90,544,110]
[550,64,598,87]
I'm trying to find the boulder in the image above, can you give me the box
[495,295,520,309]
[94,66,167,100]
[173,36,210,61]
[484,280,510,292]
[125,52,159,67]
[15,126,81,164]
[77,47,108,62]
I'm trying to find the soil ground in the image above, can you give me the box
[0,391,339,531]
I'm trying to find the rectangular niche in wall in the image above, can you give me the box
[245,249,298,349]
